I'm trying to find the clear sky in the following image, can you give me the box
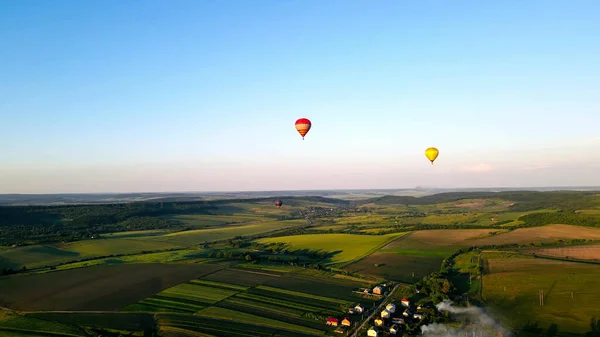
[1,0,599,193]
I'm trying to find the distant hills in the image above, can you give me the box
[1,186,599,206]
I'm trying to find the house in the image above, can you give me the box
[326,317,339,326]
[374,317,384,326]
[354,304,364,314]
[413,313,423,320]
[390,325,399,335]
[368,327,378,337]
[401,298,410,307]
[417,305,422,311]
[341,317,351,327]
[373,286,383,295]
[380,309,391,319]
[386,303,396,313]
[363,288,371,293]
[392,318,405,325]
[347,308,354,314]
[402,309,411,317]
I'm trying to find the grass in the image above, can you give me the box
[0,262,229,311]
[482,256,600,333]
[257,233,406,266]
[150,220,306,246]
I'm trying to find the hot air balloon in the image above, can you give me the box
[275,200,282,208]
[295,118,311,140]
[425,147,439,165]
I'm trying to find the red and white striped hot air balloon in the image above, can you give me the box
[295,118,311,140]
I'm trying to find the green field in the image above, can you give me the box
[0,238,180,270]
[258,233,406,266]
[481,256,600,333]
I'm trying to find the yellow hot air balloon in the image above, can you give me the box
[425,147,439,165]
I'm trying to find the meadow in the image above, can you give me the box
[257,233,406,266]
[481,256,600,333]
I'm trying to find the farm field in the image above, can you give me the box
[149,220,306,246]
[482,257,600,333]
[0,238,180,270]
[523,244,600,261]
[469,224,600,246]
[257,233,406,266]
[0,262,230,311]
[344,229,501,281]
[124,267,370,336]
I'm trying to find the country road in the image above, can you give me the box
[350,283,401,337]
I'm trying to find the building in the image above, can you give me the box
[402,309,411,317]
[392,318,405,325]
[341,317,351,327]
[363,288,371,293]
[380,309,391,319]
[390,325,399,335]
[401,298,410,307]
[368,327,378,337]
[374,317,384,326]
[354,304,364,314]
[373,286,383,295]
[386,303,396,313]
[326,317,339,326]
[413,313,423,320]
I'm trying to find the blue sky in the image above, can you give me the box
[1,0,599,193]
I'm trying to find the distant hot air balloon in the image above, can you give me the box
[275,200,282,208]
[425,147,439,165]
[295,118,311,140]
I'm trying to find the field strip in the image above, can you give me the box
[0,327,81,337]
[159,326,216,337]
[229,267,282,277]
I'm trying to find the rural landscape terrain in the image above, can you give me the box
[1,189,600,337]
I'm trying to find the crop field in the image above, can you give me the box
[470,224,600,246]
[0,315,88,337]
[257,233,406,266]
[149,220,306,246]
[523,244,600,261]
[0,238,180,270]
[157,313,320,337]
[0,262,229,311]
[123,267,367,336]
[482,257,600,333]
[343,229,502,281]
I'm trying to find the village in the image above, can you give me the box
[324,283,435,336]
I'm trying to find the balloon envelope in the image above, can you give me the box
[295,118,311,139]
[275,200,283,208]
[425,147,439,164]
